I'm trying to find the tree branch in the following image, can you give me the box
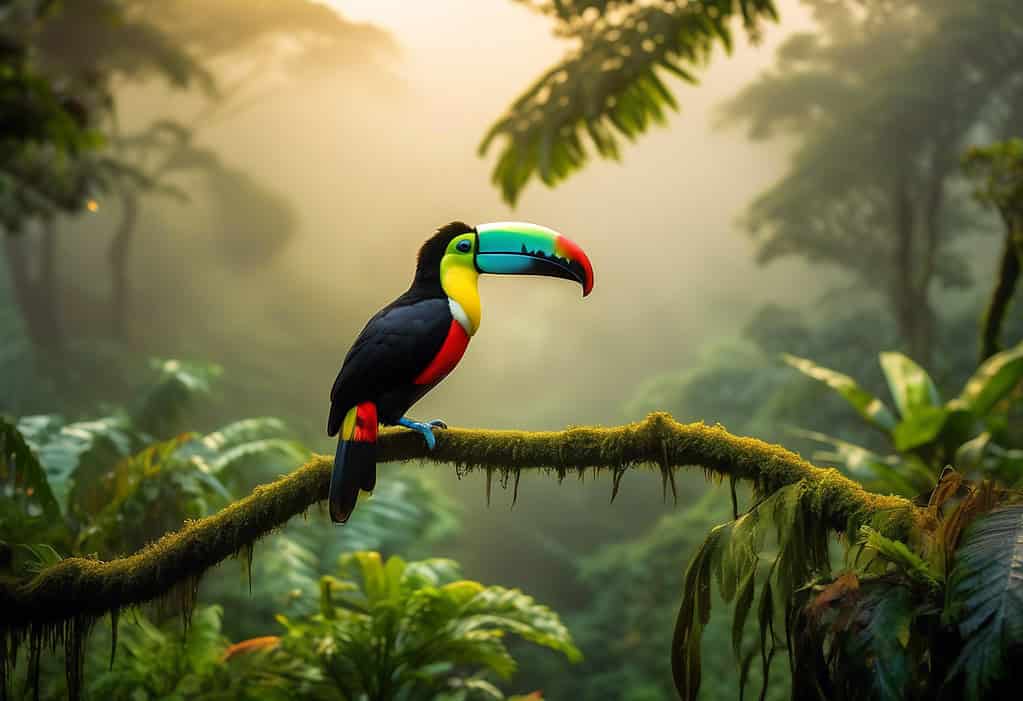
[980,214,1022,361]
[0,414,917,632]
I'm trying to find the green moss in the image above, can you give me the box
[0,412,921,701]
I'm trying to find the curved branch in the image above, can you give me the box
[0,413,916,631]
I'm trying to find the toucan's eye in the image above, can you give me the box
[456,239,472,253]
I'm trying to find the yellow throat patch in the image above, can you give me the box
[440,234,481,335]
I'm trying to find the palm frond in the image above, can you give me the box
[480,0,779,204]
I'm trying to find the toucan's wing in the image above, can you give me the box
[328,297,451,436]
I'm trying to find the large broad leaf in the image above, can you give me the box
[0,417,62,521]
[17,415,135,513]
[839,581,914,701]
[957,342,1023,418]
[792,428,922,496]
[879,352,941,420]
[946,505,1023,699]
[452,585,582,663]
[891,405,949,452]
[783,355,898,431]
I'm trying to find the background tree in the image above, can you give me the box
[964,139,1023,361]
[483,0,1023,362]
[1,0,111,362]
[720,0,1023,362]
[4,0,390,353]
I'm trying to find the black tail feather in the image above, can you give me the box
[329,439,376,524]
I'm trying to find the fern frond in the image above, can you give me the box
[858,526,940,589]
[945,505,1023,699]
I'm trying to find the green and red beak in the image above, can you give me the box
[474,221,594,296]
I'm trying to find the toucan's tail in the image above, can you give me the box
[329,402,377,524]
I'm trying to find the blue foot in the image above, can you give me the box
[397,417,445,450]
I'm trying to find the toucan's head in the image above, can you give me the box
[415,220,594,297]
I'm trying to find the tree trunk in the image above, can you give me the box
[912,160,949,367]
[36,220,65,350]
[108,193,138,341]
[3,223,66,356]
[889,165,934,364]
[980,213,1023,361]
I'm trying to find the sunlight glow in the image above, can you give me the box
[313,0,387,23]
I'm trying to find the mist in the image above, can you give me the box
[32,0,831,597]
[7,2,1023,695]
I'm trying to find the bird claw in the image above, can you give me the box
[427,419,448,429]
[397,418,441,450]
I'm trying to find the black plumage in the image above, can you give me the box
[327,298,452,430]
[327,221,475,431]
[326,222,475,523]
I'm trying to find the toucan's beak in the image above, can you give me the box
[474,221,594,296]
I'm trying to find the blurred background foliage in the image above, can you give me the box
[2,0,1023,699]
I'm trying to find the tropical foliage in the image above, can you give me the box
[521,490,787,701]
[481,0,779,204]
[75,551,568,701]
[86,605,301,701]
[789,481,1023,700]
[275,551,578,700]
[672,468,1023,700]
[785,343,1023,496]
[0,358,305,570]
[0,0,103,229]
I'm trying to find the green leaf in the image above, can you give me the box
[792,429,926,496]
[946,505,1023,699]
[206,439,307,475]
[955,432,992,472]
[18,543,63,573]
[841,582,914,701]
[0,417,62,521]
[891,405,949,452]
[783,354,898,430]
[858,526,940,588]
[879,352,941,419]
[957,342,1023,417]
[479,1,781,204]
[285,550,577,697]
[17,415,134,513]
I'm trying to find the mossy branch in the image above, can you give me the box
[0,413,916,633]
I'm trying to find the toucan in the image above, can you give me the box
[327,221,594,523]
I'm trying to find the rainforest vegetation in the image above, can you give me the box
[2,1,1023,700]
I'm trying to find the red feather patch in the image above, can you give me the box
[353,402,378,442]
[414,320,469,386]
